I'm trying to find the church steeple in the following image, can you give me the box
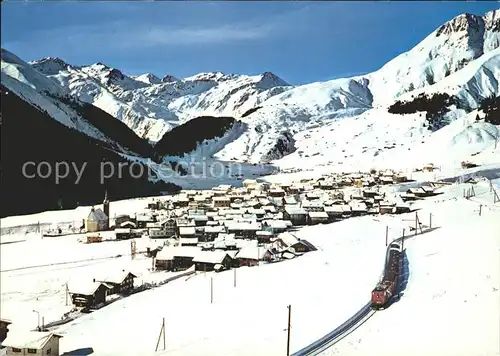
[103,189,110,224]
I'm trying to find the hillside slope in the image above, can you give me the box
[0,85,179,218]
[1,49,156,158]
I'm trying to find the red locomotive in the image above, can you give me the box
[371,241,402,310]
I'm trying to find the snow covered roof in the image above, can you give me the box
[180,237,199,245]
[96,270,136,285]
[69,280,112,296]
[2,331,62,349]
[236,246,271,260]
[256,230,273,236]
[115,228,131,234]
[87,207,108,221]
[120,221,137,228]
[263,220,289,229]
[276,232,299,247]
[349,201,367,211]
[217,233,236,240]
[324,205,350,213]
[156,248,174,261]
[179,226,196,235]
[226,221,261,231]
[308,211,329,219]
[205,225,226,233]
[213,196,231,202]
[193,250,229,264]
[285,206,307,215]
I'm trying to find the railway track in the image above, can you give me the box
[294,224,422,356]
[292,303,376,356]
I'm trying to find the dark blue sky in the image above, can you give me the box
[2,1,499,85]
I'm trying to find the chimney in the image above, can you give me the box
[93,278,96,282]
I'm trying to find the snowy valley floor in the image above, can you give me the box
[1,179,499,356]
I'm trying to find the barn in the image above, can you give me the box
[95,270,137,295]
[69,280,112,309]
[235,245,273,267]
[283,206,308,226]
[193,251,233,272]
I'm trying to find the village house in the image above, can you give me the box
[154,249,174,271]
[192,215,209,227]
[423,163,436,172]
[115,228,134,240]
[136,214,155,228]
[256,230,274,243]
[84,233,102,244]
[235,245,273,267]
[308,211,329,225]
[226,221,261,239]
[395,202,411,214]
[213,197,231,208]
[274,232,316,254]
[0,318,11,344]
[149,228,170,239]
[283,206,308,226]
[69,280,112,309]
[155,247,200,271]
[119,220,137,229]
[379,202,396,215]
[263,219,290,234]
[203,225,226,241]
[2,331,63,356]
[192,250,233,272]
[268,188,285,198]
[405,186,436,198]
[180,237,199,246]
[283,196,298,205]
[113,214,132,227]
[173,195,190,208]
[301,200,325,212]
[95,270,137,295]
[178,226,196,239]
[349,201,368,216]
[324,204,351,220]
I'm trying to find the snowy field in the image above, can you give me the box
[1,171,499,356]
[321,181,500,356]
[0,232,187,331]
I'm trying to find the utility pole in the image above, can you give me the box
[234,268,236,288]
[414,212,418,236]
[286,305,292,356]
[155,318,166,352]
[210,277,213,304]
[429,213,432,229]
[402,229,405,251]
[65,283,69,306]
[385,226,388,246]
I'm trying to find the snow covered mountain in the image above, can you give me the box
[3,9,500,171]
[1,49,155,158]
[30,57,291,141]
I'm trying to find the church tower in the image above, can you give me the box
[103,189,110,229]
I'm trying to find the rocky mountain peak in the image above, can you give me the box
[30,56,72,75]
[436,13,483,37]
[161,74,179,83]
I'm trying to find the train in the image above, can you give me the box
[371,241,402,310]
